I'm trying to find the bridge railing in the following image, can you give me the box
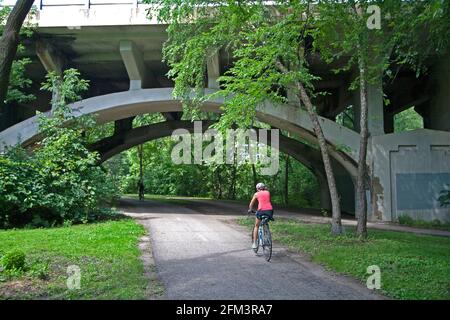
[1,0,157,26]
[38,1,142,9]
[1,1,144,9]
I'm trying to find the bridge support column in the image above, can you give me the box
[384,111,394,134]
[120,40,151,90]
[352,79,384,136]
[120,39,180,120]
[427,51,450,131]
[36,40,67,111]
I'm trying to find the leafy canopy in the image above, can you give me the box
[145,0,319,130]
[146,0,449,127]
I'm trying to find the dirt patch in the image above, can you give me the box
[138,234,165,299]
[0,278,47,300]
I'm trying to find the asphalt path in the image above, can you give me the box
[119,198,384,300]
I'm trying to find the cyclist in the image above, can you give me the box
[248,182,273,249]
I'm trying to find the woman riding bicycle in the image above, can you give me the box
[248,182,274,250]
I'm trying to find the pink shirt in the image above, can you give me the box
[256,190,273,211]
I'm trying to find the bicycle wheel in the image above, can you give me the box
[262,223,272,262]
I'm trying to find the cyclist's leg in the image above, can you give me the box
[253,217,261,243]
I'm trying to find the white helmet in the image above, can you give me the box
[256,182,266,191]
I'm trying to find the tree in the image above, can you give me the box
[146,0,344,234]
[313,0,449,237]
[0,0,35,129]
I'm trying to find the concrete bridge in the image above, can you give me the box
[0,1,449,222]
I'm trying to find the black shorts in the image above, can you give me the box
[256,210,274,221]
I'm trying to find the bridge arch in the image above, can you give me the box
[0,88,359,180]
[89,119,356,213]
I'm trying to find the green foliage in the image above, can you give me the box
[0,150,44,215]
[41,70,90,110]
[115,134,319,208]
[336,106,355,130]
[438,190,450,207]
[398,215,450,231]
[147,0,449,130]
[314,0,450,87]
[27,259,50,280]
[6,56,35,104]
[145,0,319,130]
[394,107,423,132]
[0,69,120,229]
[1,249,26,271]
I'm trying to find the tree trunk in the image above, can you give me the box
[215,167,223,199]
[297,82,343,234]
[251,164,257,189]
[0,0,35,130]
[356,55,369,238]
[276,60,342,234]
[138,144,144,200]
[229,160,237,200]
[51,77,62,111]
[284,154,289,205]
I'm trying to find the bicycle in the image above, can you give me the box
[248,210,273,262]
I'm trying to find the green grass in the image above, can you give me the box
[238,217,450,300]
[123,193,211,205]
[398,215,450,231]
[0,219,153,300]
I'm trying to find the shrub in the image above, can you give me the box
[438,190,450,207]
[1,250,26,271]
[398,215,414,226]
[27,261,49,280]
[0,69,120,229]
[398,215,450,230]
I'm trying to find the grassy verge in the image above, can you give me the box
[0,219,160,300]
[123,193,211,206]
[237,217,450,300]
[398,215,450,231]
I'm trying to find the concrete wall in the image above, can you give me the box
[371,129,450,223]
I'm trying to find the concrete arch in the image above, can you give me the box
[0,88,359,178]
[89,120,356,212]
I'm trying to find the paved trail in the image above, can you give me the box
[119,198,384,300]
